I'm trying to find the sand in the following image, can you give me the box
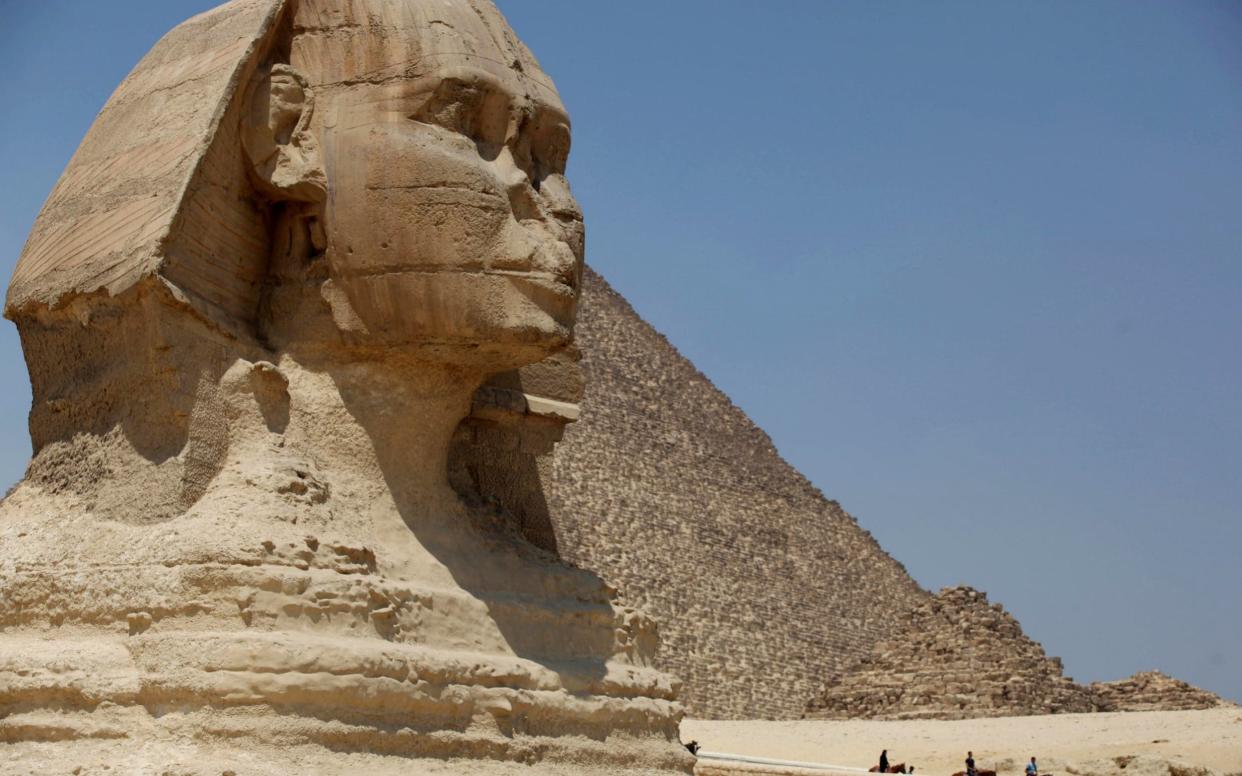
[684,708,1242,776]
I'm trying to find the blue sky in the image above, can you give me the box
[1,1,1239,704]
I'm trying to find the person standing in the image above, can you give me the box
[880,750,890,774]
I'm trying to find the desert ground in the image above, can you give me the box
[684,708,1242,776]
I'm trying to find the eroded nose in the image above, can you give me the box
[493,146,541,221]
[536,174,583,256]
[494,145,528,190]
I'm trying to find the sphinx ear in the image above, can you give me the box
[243,63,327,204]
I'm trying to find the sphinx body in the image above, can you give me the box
[0,1,691,773]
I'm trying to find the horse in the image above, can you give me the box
[870,765,909,774]
[952,770,996,776]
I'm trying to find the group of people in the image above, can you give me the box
[966,750,1042,776]
[877,749,1042,776]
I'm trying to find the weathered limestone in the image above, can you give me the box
[1090,671,1235,712]
[0,1,691,772]
[805,586,1100,720]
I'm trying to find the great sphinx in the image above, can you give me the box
[0,1,692,772]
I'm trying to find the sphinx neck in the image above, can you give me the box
[305,357,483,515]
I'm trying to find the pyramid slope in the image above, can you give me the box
[805,586,1099,720]
[542,268,926,719]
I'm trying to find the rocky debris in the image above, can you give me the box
[1064,755,1217,776]
[1091,672,1234,712]
[805,586,1101,720]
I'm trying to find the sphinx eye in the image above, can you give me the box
[411,78,483,136]
[410,78,507,149]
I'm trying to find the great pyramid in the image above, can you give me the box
[805,586,1100,720]
[536,269,927,719]
[454,271,1233,723]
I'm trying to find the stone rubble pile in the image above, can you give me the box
[1090,671,1233,712]
[805,586,1100,720]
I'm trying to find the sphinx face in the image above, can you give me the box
[294,0,585,364]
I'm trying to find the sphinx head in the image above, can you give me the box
[9,0,583,376]
[251,0,584,368]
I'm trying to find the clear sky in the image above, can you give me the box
[1,1,1239,704]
